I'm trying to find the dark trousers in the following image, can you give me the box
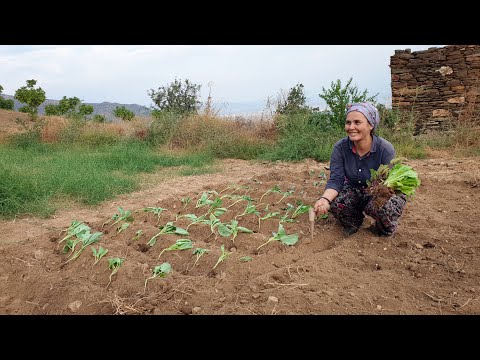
[330,184,406,235]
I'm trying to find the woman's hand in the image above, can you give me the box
[314,198,330,215]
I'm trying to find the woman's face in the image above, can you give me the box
[345,111,373,142]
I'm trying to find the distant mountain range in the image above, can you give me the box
[1,94,270,119]
[1,94,151,120]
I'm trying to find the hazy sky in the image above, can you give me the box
[0,45,441,113]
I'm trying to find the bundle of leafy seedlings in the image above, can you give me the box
[366,158,421,210]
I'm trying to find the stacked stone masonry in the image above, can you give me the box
[390,45,480,133]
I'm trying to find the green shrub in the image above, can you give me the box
[148,78,202,115]
[146,111,182,147]
[319,77,377,129]
[14,79,46,120]
[113,106,134,121]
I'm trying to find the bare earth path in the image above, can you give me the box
[1,157,479,314]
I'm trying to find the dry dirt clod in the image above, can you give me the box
[68,300,82,313]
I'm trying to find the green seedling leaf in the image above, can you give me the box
[117,222,130,234]
[212,244,232,270]
[192,248,209,268]
[235,202,260,219]
[279,203,296,223]
[239,256,253,262]
[108,207,134,228]
[144,262,171,292]
[142,207,167,222]
[195,190,218,209]
[92,246,108,266]
[158,239,193,259]
[180,214,208,230]
[147,222,189,247]
[257,223,298,250]
[107,257,124,287]
[217,223,233,238]
[62,239,76,254]
[59,220,90,246]
[203,197,227,217]
[206,214,223,239]
[223,219,253,242]
[66,231,103,263]
[132,229,143,241]
[181,197,191,209]
[291,204,311,219]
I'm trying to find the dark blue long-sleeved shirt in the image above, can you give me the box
[325,135,396,192]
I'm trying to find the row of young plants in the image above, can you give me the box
[58,183,320,289]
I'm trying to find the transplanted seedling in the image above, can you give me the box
[158,238,193,259]
[192,248,209,268]
[291,202,311,219]
[58,220,91,247]
[224,195,254,209]
[275,189,294,204]
[212,244,232,270]
[107,257,124,287]
[177,214,208,230]
[220,184,250,196]
[116,222,130,234]
[181,197,191,209]
[104,207,134,228]
[144,262,171,292]
[195,190,219,209]
[147,222,189,247]
[259,185,282,203]
[92,246,108,266]
[216,219,253,243]
[141,207,167,222]
[235,202,260,220]
[257,223,298,250]
[279,203,296,223]
[132,229,143,241]
[258,211,280,231]
[202,196,227,217]
[65,231,103,263]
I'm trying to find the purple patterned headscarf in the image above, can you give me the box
[346,102,380,131]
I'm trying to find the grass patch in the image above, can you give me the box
[0,140,213,219]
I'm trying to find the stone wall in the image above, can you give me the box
[390,45,480,133]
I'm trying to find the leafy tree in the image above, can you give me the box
[148,78,201,115]
[0,85,15,110]
[44,104,61,116]
[113,106,134,121]
[78,104,94,117]
[44,96,93,119]
[93,114,106,123]
[276,83,309,115]
[319,77,377,128]
[14,79,46,119]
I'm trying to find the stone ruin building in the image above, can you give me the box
[390,45,480,134]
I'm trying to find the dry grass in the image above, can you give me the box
[169,113,276,150]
